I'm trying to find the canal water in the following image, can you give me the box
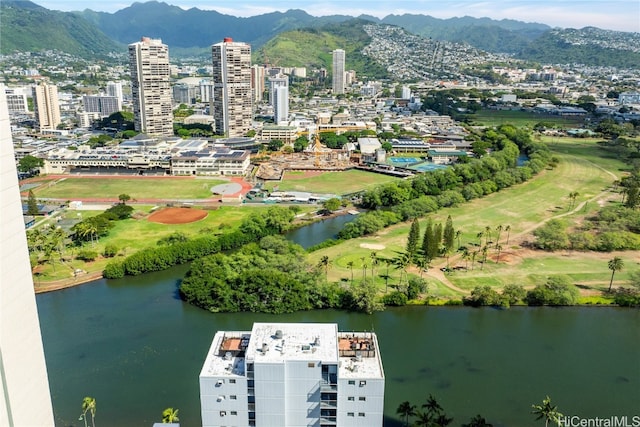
[286,213,355,248]
[36,264,640,427]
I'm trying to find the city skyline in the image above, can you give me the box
[33,0,640,33]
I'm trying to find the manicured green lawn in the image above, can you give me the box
[466,109,585,128]
[34,177,225,200]
[263,169,400,195]
[309,137,633,297]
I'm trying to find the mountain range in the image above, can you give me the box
[1,0,639,69]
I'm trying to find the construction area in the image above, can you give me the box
[254,147,352,181]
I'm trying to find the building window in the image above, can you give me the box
[229,379,236,384]
[359,412,365,417]
[220,411,226,416]
[230,395,237,400]
[348,396,355,401]
[348,380,355,385]
[359,396,366,401]
[230,411,237,415]
[359,380,367,387]
[347,412,354,417]
[308,362,315,368]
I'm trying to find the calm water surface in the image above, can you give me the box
[37,266,640,427]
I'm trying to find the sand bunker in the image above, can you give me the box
[359,243,386,250]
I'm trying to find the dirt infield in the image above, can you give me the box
[147,207,208,224]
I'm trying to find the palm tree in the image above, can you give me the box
[396,401,416,427]
[531,395,563,427]
[495,225,503,248]
[455,230,462,250]
[484,226,492,247]
[505,225,511,245]
[422,394,443,417]
[318,256,331,280]
[392,252,410,286]
[162,407,179,423]
[495,244,503,263]
[346,260,354,284]
[462,414,494,427]
[471,250,478,271]
[370,251,379,280]
[360,256,368,282]
[461,247,470,271]
[80,396,96,427]
[607,256,624,291]
[416,258,428,278]
[481,246,488,270]
[476,231,484,247]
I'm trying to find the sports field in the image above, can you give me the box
[262,169,400,195]
[33,177,225,200]
[468,109,585,128]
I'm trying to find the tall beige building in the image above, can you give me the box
[32,83,61,132]
[0,84,55,426]
[332,49,346,94]
[129,37,173,137]
[251,64,266,103]
[212,38,253,137]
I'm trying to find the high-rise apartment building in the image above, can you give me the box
[82,95,120,116]
[200,322,385,427]
[212,38,253,137]
[268,76,289,125]
[4,87,29,115]
[332,49,346,94]
[268,76,288,106]
[32,83,61,132]
[0,84,55,426]
[128,37,173,137]
[273,86,289,125]
[200,79,215,104]
[106,81,124,110]
[251,65,266,103]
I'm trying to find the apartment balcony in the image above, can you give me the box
[320,400,337,408]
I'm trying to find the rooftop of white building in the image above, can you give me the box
[200,323,384,380]
[246,323,339,364]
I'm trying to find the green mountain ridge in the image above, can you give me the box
[256,20,389,79]
[2,0,638,69]
[0,0,121,57]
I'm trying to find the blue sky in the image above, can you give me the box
[35,0,640,32]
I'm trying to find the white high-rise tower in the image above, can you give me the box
[332,49,346,94]
[0,83,55,426]
[269,77,289,125]
[128,37,173,137]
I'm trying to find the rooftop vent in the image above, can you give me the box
[275,329,283,339]
[224,351,232,361]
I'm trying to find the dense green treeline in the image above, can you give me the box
[103,207,295,279]
[179,235,386,314]
[338,125,551,239]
